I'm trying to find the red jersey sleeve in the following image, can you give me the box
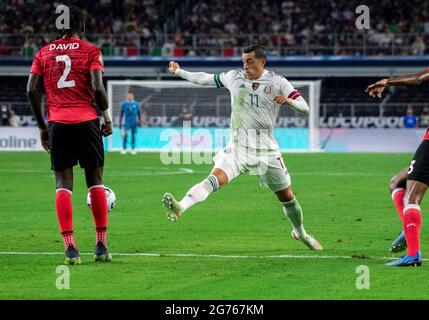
[89,48,104,72]
[30,50,43,76]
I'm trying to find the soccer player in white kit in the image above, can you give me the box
[162,45,322,250]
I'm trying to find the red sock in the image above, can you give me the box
[403,205,422,256]
[56,189,75,250]
[89,185,108,246]
[392,188,406,222]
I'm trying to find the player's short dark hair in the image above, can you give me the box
[58,6,85,39]
[242,44,267,60]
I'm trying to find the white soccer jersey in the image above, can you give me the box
[214,69,301,152]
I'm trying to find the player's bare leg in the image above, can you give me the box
[163,168,228,222]
[388,167,408,253]
[55,168,81,265]
[275,186,323,250]
[85,166,111,262]
[386,179,425,266]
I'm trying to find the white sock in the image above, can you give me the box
[282,198,307,239]
[179,175,218,213]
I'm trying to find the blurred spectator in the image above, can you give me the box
[162,38,175,56]
[8,109,20,127]
[411,36,426,55]
[420,106,429,127]
[1,103,10,126]
[403,106,419,128]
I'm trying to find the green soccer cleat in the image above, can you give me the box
[94,241,112,262]
[162,192,182,222]
[65,244,81,265]
[291,230,323,251]
[390,231,407,253]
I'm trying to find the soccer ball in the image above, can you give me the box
[87,186,116,212]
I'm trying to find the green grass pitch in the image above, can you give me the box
[0,151,428,299]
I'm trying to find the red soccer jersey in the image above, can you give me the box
[30,36,104,124]
[423,129,429,141]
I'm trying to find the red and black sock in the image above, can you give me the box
[56,189,77,250]
[96,227,107,247]
[89,185,108,247]
[61,231,77,251]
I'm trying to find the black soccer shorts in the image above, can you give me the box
[48,119,104,171]
[407,140,429,186]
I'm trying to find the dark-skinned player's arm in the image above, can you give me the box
[366,68,429,98]
[90,69,112,136]
[27,73,50,153]
[389,166,409,193]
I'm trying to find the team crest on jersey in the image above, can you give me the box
[252,83,259,91]
[264,85,272,93]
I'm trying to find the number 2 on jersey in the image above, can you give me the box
[56,55,75,89]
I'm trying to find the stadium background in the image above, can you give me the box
[1,0,429,300]
[1,0,429,152]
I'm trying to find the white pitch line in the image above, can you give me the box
[0,251,426,261]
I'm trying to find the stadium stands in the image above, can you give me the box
[0,0,429,57]
[1,0,429,126]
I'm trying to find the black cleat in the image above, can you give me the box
[94,241,112,262]
[65,244,81,265]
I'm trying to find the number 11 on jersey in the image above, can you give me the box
[249,94,259,108]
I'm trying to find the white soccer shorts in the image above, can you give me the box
[213,144,291,192]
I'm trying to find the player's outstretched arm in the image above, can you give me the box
[90,70,112,136]
[274,96,309,114]
[27,73,50,153]
[366,68,429,98]
[169,61,217,86]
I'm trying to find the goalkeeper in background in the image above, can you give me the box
[162,45,322,251]
[119,90,141,155]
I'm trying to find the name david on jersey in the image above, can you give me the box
[49,43,79,50]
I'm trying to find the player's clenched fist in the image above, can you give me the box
[101,122,113,137]
[169,61,180,74]
[39,128,50,153]
[274,96,292,106]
